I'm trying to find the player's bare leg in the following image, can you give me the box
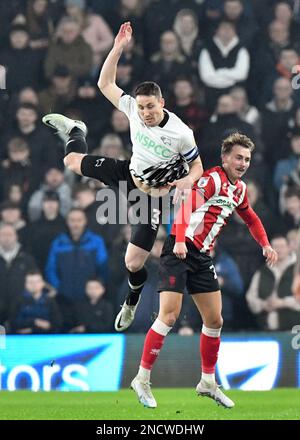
[192,291,235,408]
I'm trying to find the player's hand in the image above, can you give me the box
[169,175,193,205]
[114,22,132,50]
[292,274,300,300]
[263,246,278,268]
[173,242,188,259]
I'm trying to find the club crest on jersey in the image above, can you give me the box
[161,136,172,146]
[198,177,209,188]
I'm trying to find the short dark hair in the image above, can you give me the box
[285,187,300,199]
[221,132,255,155]
[26,270,43,278]
[134,81,162,99]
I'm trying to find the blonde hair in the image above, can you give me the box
[221,132,255,155]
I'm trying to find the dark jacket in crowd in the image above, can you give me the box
[0,248,36,322]
[74,296,114,333]
[46,230,108,301]
[10,289,62,334]
[25,214,67,274]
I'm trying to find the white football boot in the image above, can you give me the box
[131,376,157,408]
[196,381,235,408]
[114,297,141,332]
[42,113,87,136]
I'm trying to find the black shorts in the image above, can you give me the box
[81,155,169,252]
[157,235,220,294]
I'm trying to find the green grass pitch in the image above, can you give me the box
[0,389,299,420]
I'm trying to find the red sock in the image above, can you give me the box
[140,328,165,370]
[200,331,221,374]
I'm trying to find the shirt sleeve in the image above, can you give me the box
[180,127,199,163]
[237,185,249,210]
[118,94,135,118]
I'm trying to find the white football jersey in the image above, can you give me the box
[118,94,199,186]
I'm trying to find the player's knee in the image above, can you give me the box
[63,153,76,170]
[63,153,82,174]
[206,316,223,329]
[125,256,144,273]
[160,312,178,327]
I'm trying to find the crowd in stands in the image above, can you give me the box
[1,0,300,334]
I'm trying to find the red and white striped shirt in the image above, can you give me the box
[172,166,270,253]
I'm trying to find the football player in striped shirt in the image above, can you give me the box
[131,132,277,409]
[42,22,203,332]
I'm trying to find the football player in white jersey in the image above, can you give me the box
[42,22,203,332]
[130,133,278,409]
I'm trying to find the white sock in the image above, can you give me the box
[201,372,215,385]
[137,366,151,382]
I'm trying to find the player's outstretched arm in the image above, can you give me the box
[98,22,132,108]
[169,156,203,205]
[237,206,278,267]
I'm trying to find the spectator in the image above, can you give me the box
[0,202,27,246]
[173,8,203,74]
[10,270,62,334]
[109,109,131,154]
[28,165,72,221]
[0,137,38,203]
[65,0,113,74]
[146,30,190,98]
[0,224,36,323]
[70,278,114,333]
[229,86,261,134]
[107,0,145,45]
[26,190,66,273]
[1,103,62,172]
[0,24,41,92]
[280,187,300,231]
[274,130,300,191]
[39,65,77,115]
[201,94,257,168]
[96,133,126,160]
[26,0,54,52]
[198,20,250,111]
[273,1,300,44]
[168,77,209,141]
[250,19,293,107]
[44,16,92,80]
[223,0,258,47]
[262,77,296,169]
[69,74,112,148]
[73,183,122,251]
[246,235,300,330]
[46,208,108,303]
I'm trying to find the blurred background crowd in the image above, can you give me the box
[0,0,300,335]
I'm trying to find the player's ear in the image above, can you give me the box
[160,97,165,108]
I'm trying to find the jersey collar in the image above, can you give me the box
[158,110,169,128]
